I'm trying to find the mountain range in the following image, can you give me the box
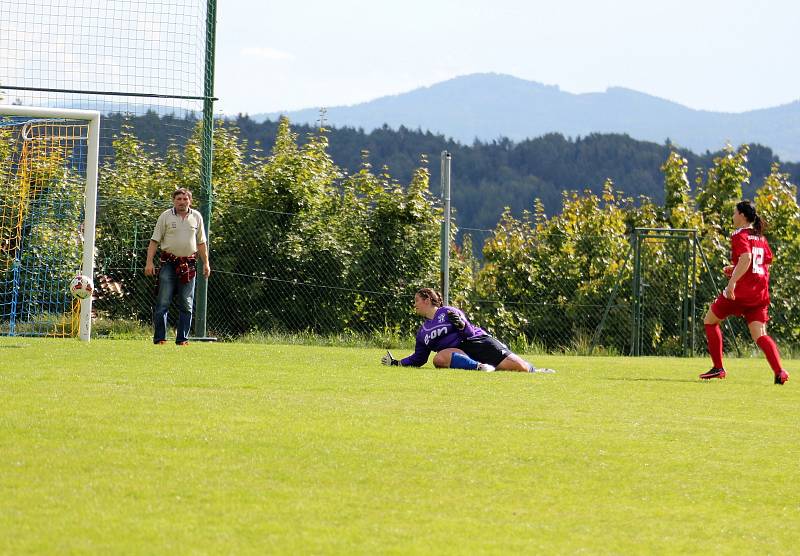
[251,73,800,162]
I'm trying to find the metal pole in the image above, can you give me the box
[194,0,216,338]
[440,151,451,305]
[681,237,689,356]
[690,232,697,357]
[79,112,101,342]
[631,231,641,355]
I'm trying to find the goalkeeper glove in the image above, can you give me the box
[446,309,466,331]
[381,350,399,366]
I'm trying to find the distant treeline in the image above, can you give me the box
[103,112,800,230]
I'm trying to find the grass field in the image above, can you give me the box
[1,338,798,554]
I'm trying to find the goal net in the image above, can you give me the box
[0,106,99,340]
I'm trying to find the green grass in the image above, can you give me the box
[1,339,798,554]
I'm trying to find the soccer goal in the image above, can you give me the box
[0,106,99,341]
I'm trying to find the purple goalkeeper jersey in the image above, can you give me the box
[400,306,486,367]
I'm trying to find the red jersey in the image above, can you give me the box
[730,227,772,305]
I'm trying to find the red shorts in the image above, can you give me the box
[710,295,769,323]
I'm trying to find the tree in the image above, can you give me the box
[662,150,701,230]
[754,163,800,344]
[696,143,750,233]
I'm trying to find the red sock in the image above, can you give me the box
[705,324,724,369]
[756,335,783,375]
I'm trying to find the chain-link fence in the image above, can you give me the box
[93,197,441,341]
[1,0,211,152]
[456,225,800,356]
[89,199,800,356]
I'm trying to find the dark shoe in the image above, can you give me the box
[155,340,166,345]
[775,370,790,385]
[177,341,189,346]
[699,367,726,380]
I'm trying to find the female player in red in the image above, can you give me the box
[700,200,789,384]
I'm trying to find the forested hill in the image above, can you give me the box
[108,112,800,231]
[253,73,800,162]
[231,116,800,230]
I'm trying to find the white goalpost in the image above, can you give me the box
[0,105,99,341]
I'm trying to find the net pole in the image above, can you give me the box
[79,112,101,341]
[690,231,697,356]
[440,151,451,305]
[194,0,217,339]
[631,231,641,356]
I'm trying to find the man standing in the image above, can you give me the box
[145,188,211,345]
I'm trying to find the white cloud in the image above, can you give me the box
[239,47,294,61]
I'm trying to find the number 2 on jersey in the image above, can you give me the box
[752,246,765,275]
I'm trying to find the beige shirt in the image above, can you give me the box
[151,208,207,257]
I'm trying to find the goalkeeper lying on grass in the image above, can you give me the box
[381,287,557,374]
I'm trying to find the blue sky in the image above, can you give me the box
[216,0,799,115]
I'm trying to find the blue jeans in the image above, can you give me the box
[153,262,195,344]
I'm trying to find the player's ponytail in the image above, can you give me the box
[736,200,766,235]
[416,287,443,307]
[753,214,764,236]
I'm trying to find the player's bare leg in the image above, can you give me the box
[495,353,531,372]
[496,353,556,374]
